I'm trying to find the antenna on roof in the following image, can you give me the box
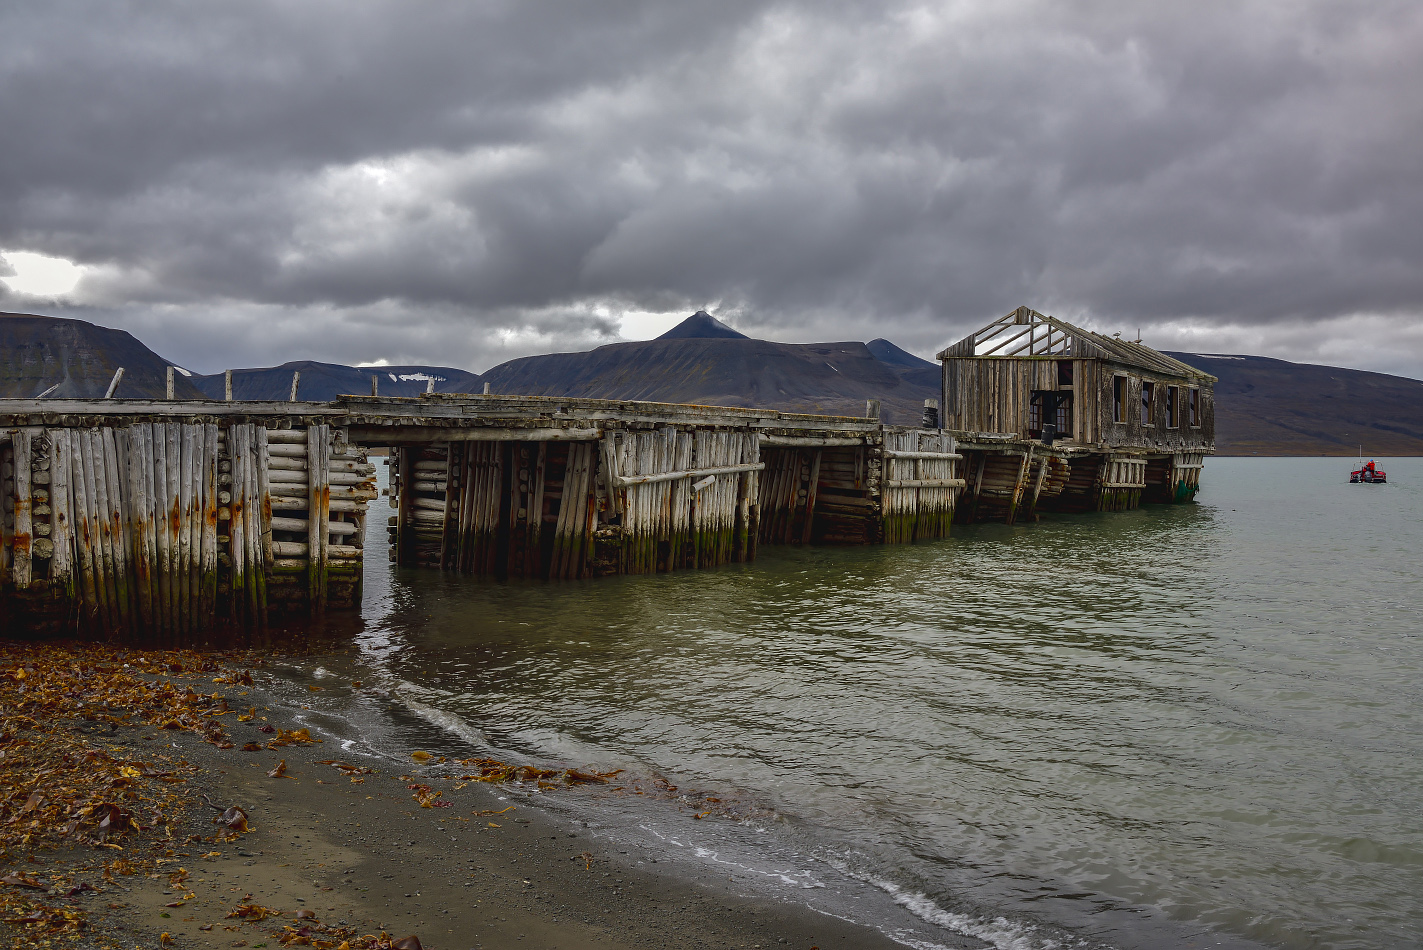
[1134,327,1142,343]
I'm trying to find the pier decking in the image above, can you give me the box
[1,384,1210,639]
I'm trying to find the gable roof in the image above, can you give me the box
[936,306,1216,381]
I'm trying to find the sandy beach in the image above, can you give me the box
[0,644,983,950]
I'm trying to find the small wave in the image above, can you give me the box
[869,875,1076,950]
[398,692,492,750]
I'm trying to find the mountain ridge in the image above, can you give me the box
[2,311,1420,455]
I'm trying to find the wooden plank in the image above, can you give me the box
[884,478,968,489]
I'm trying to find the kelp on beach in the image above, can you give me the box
[0,643,251,945]
[0,642,428,949]
[0,640,708,950]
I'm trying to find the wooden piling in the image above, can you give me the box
[48,429,74,600]
[307,424,330,614]
[11,429,32,590]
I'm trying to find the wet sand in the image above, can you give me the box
[81,674,986,950]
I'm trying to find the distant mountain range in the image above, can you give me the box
[1160,352,1423,456]
[187,360,483,402]
[479,312,940,424]
[3,309,1420,455]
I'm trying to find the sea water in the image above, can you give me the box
[275,457,1423,950]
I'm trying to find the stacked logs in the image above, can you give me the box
[266,426,374,613]
[1,422,373,640]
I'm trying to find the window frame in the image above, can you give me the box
[1112,374,1127,424]
[1140,380,1155,426]
[1188,388,1201,427]
[1166,385,1179,428]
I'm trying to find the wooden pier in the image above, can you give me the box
[1,312,1215,640]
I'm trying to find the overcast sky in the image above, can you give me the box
[2,0,1421,378]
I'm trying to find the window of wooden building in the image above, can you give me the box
[1057,360,1073,386]
[1166,385,1179,428]
[1029,391,1073,438]
[1141,381,1154,425]
[1189,388,1200,426]
[1113,375,1126,423]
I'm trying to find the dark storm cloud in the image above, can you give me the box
[2,0,1421,377]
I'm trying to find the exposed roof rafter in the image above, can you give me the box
[936,306,1216,381]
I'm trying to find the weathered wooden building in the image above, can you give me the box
[939,307,1215,514]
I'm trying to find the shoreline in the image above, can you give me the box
[1,642,986,950]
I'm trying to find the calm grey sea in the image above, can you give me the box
[283,457,1422,950]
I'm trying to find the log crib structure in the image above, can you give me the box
[1,309,1213,639]
[0,405,374,638]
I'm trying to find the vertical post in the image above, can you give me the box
[159,424,179,640]
[224,370,233,401]
[307,424,330,614]
[10,429,32,589]
[104,368,125,399]
[440,442,458,571]
[166,367,175,400]
[371,375,379,397]
[200,423,218,628]
[228,424,247,624]
[177,424,195,636]
[67,431,94,626]
[87,430,119,634]
[255,426,272,612]
[395,446,415,567]
[163,423,182,641]
[865,400,880,420]
[49,429,74,599]
[242,426,262,628]
[482,382,491,395]
[923,398,939,428]
[100,427,133,635]
[289,372,300,402]
[127,425,154,631]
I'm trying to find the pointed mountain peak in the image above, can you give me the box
[866,338,935,369]
[656,311,749,340]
